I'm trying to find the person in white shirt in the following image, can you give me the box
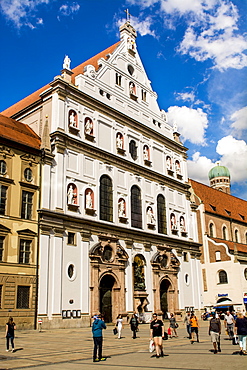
[224,311,235,340]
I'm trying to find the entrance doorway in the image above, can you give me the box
[160,279,170,319]
[99,275,115,323]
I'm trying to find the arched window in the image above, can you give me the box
[131,185,142,229]
[219,270,228,284]
[157,194,166,234]
[100,175,113,222]
[222,226,227,240]
[133,254,146,291]
[235,229,239,243]
[209,223,214,237]
[129,140,137,160]
[215,251,221,261]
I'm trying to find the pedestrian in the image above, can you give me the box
[169,313,178,337]
[234,312,247,355]
[224,311,235,340]
[6,317,16,352]
[208,312,221,354]
[116,314,124,339]
[184,312,191,339]
[150,313,167,358]
[92,314,106,362]
[129,313,139,339]
[190,312,199,344]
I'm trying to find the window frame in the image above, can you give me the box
[21,190,33,220]
[0,184,8,215]
[131,185,142,229]
[16,285,30,309]
[19,238,32,264]
[157,194,166,234]
[218,270,228,284]
[99,175,113,222]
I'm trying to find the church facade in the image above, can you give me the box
[2,22,202,328]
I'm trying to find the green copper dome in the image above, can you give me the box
[208,165,230,180]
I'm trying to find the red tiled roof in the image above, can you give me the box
[0,114,41,150]
[190,179,247,224]
[210,237,247,254]
[1,41,121,118]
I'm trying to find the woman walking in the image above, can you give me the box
[116,314,124,339]
[6,317,16,352]
[234,312,247,355]
[150,313,166,358]
[169,313,178,337]
[129,313,139,339]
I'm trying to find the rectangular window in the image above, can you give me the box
[17,286,30,309]
[141,89,146,102]
[21,191,33,219]
[0,236,4,262]
[19,239,31,264]
[115,73,122,86]
[0,184,7,215]
[68,232,75,245]
[0,285,2,308]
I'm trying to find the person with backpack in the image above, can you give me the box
[209,312,221,354]
[5,317,16,352]
[92,314,107,362]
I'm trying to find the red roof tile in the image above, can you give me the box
[210,237,247,254]
[0,114,41,150]
[1,41,121,117]
[190,179,247,224]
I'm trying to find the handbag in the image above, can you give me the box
[113,327,117,335]
[149,339,155,353]
[175,323,179,328]
[163,332,168,340]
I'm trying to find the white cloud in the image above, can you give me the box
[216,135,247,182]
[167,105,208,144]
[117,16,156,37]
[0,0,49,28]
[187,152,214,184]
[230,106,247,137]
[58,2,80,17]
[175,92,195,103]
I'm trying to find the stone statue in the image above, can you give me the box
[175,160,180,173]
[116,134,123,149]
[133,262,146,291]
[85,118,93,135]
[147,207,155,224]
[143,146,149,161]
[166,156,172,170]
[69,111,76,127]
[86,190,93,209]
[118,199,125,217]
[129,82,135,95]
[170,213,177,230]
[67,185,75,204]
[180,216,186,232]
[63,55,71,70]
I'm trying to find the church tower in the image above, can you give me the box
[208,162,231,194]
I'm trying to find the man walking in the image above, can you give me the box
[92,314,106,362]
[209,312,221,354]
[224,311,235,340]
[184,312,191,339]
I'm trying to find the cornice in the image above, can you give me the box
[50,130,190,194]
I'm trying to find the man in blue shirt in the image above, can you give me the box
[92,314,107,362]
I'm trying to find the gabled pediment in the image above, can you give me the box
[17,229,37,237]
[0,224,11,233]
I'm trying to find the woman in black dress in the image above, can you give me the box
[6,317,16,352]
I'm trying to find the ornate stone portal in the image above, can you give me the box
[151,246,180,317]
[89,234,128,322]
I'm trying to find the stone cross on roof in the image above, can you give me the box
[124,8,131,21]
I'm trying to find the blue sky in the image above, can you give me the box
[0,0,247,199]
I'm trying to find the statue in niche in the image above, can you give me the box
[143,146,149,161]
[67,185,76,205]
[86,190,93,209]
[69,111,76,127]
[85,118,93,135]
[127,37,135,50]
[118,199,126,217]
[129,82,136,95]
[133,256,146,291]
[180,216,186,232]
[63,55,71,70]
[116,134,123,149]
[170,213,177,230]
[166,156,172,170]
[175,160,180,173]
[147,206,155,224]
